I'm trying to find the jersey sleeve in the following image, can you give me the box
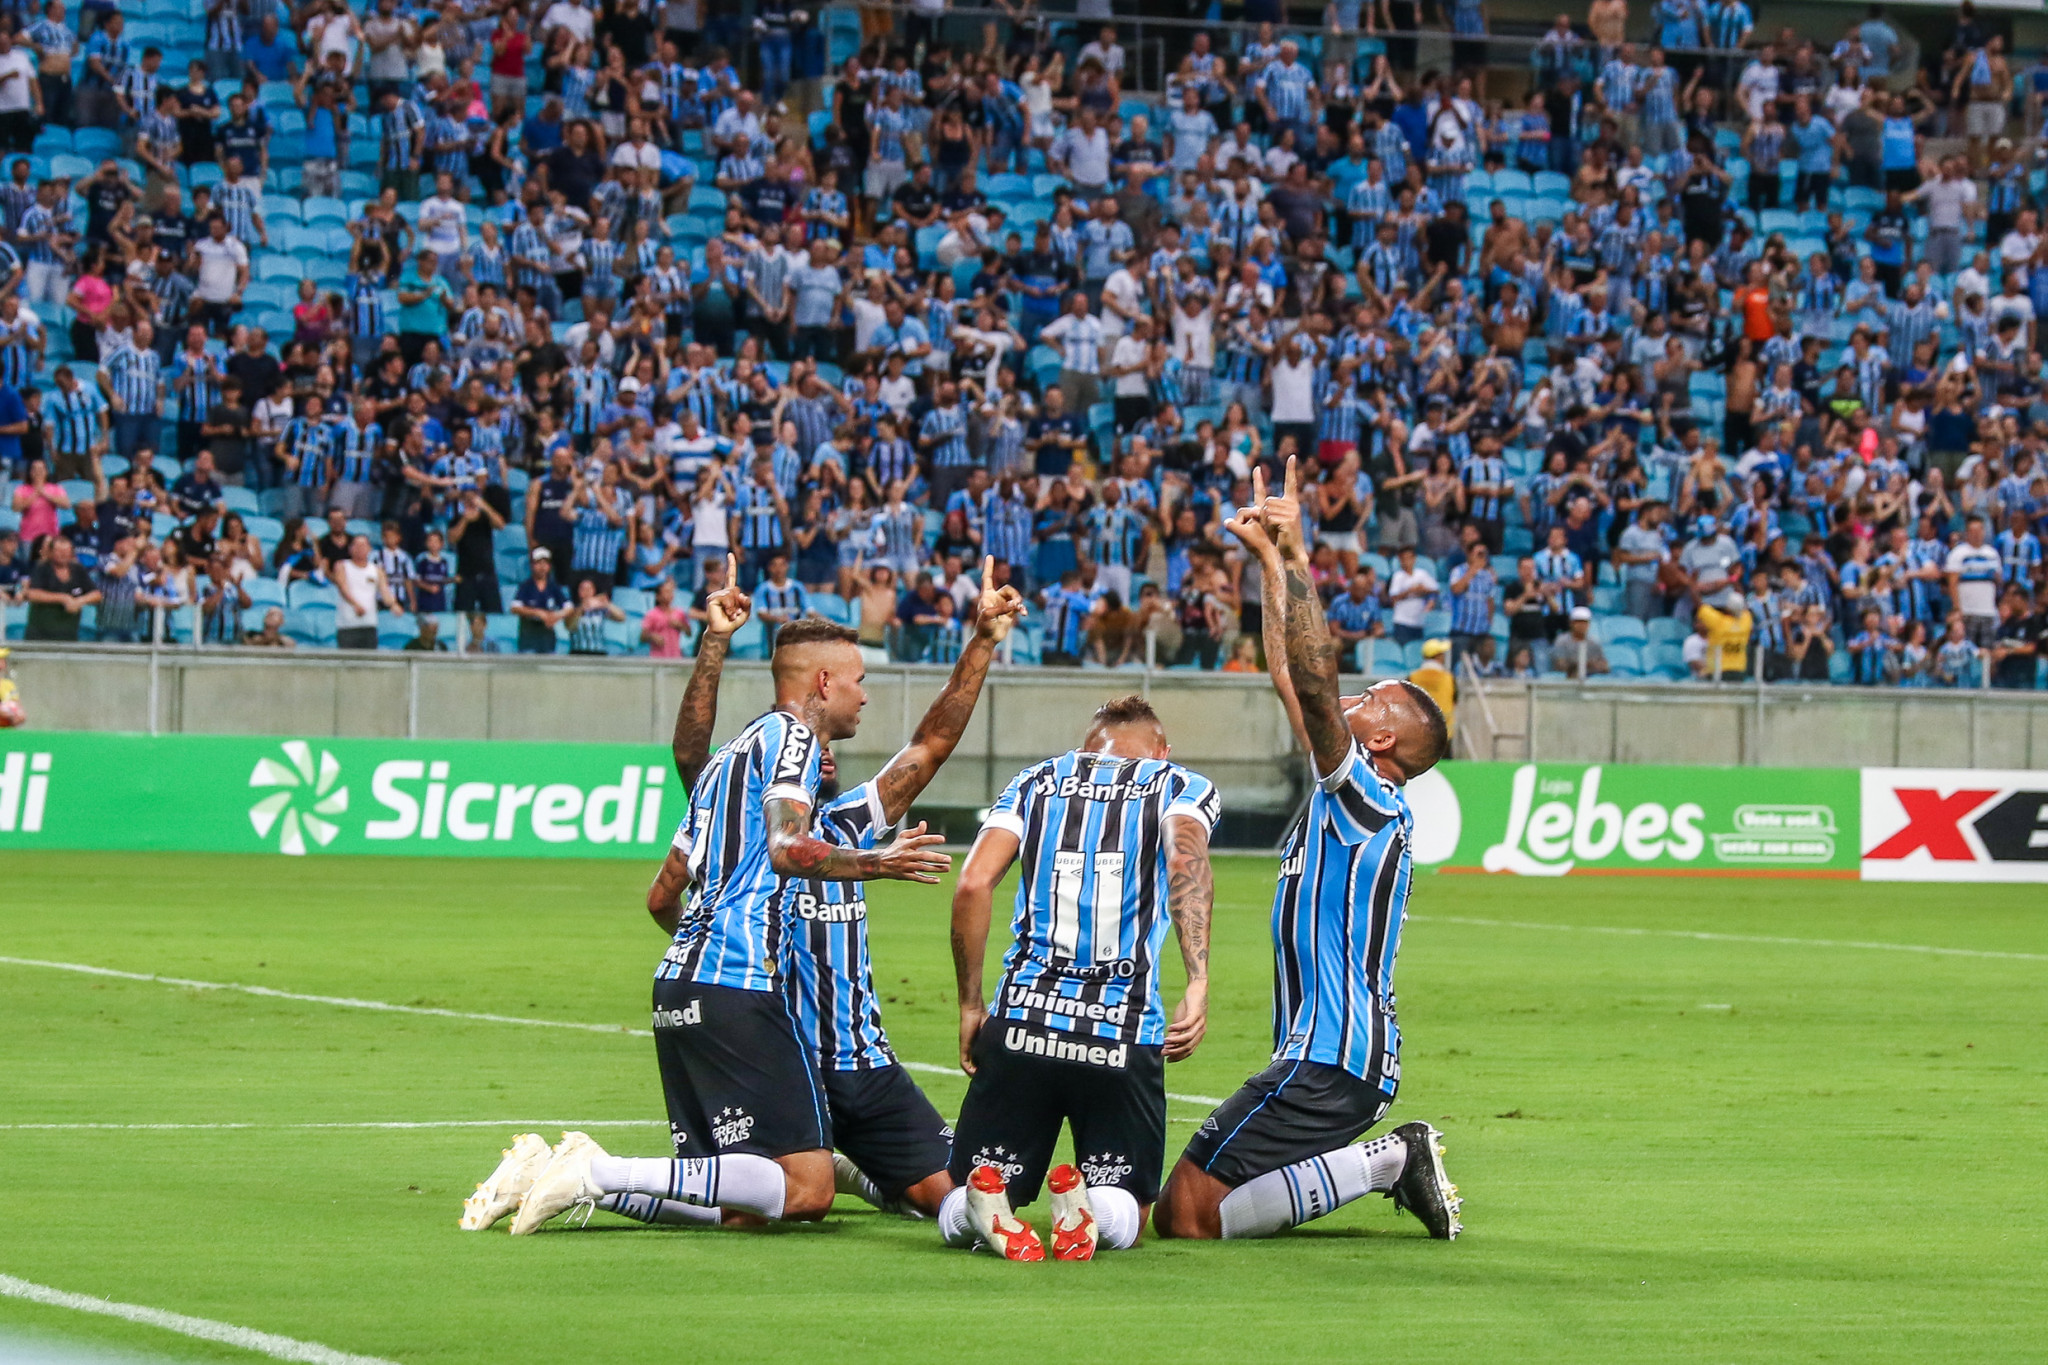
[818,780,891,850]
[981,764,1035,841]
[1315,739,1406,847]
[1164,767,1223,835]
[759,712,823,809]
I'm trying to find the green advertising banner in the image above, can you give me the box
[0,735,1862,877]
[1406,762,1860,877]
[0,732,680,859]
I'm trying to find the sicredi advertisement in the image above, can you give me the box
[1,736,2042,881]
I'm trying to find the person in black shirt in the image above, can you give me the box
[524,446,578,570]
[1423,200,1470,276]
[542,121,605,205]
[78,162,134,245]
[1677,150,1731,249]
[939,168,988,217]
[448,486,505,614]
[217,91,267,179]
[95,475,139,558]
[170,60,221,166]
[891,164,941,231]
[24,536,98,641]
[316,506,354,569]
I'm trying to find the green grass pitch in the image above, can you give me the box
[2,850,2044,1363]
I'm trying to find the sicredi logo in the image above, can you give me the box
[0,750,53,833]
[1481,764,1705,875]
[363,760,669,845]
[248,741,348,855]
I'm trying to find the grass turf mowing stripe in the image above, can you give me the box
[1411,915,2048,962]
[0,1274,398,1365]
[0,955,1230,1106]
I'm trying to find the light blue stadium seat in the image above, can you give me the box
[285,604,336,644]
[49,153,92,181]
[302,196,348,225]
[72,129,120,160]
[221,486,261,516]
[1032,173,1069,199]
[245,577,286,609]
[1531,170,1570,198]
[1645,616,1688,646]
[1759,208,1799,235]
[728,614,768,661]
[256,254,303,282]
[1596,614,1647,645]
[262,195,302,223]
[288,580,337,610]
[1606,643,1645,676]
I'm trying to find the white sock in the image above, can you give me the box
[937,1186,975,1248]
[1217,1134,1407,1240]
[835,1157,885,1208]
[597,1192,723,1226]
[1090,1186,1142,1251]
[588,1154,787,1220]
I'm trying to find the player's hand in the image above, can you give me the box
[1221,473,1278,563]
[971,554,1027,642]
[1257,456,1307,562]
[1164,978,1208,1063]
[958,1000,988,1075]
[705,552,751,636]
[872,820,951,884]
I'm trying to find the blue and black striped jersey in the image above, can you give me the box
[658,709,825,993]
[780,780,899,1071]
[982,751,1221,1048]
[1268,741,1413,1096]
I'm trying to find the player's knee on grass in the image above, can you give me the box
[900,1169,954,1218]
[1153,1160,1226,1240]
[776,1150,838,1221]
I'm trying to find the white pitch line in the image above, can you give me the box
[1410,915,2048,963]
[0,956,1230,1107]
[0,1273,399,1365]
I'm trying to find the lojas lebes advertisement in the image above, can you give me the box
[0,735,2043,881]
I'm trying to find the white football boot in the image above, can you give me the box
[459,1132,552,1231]
[508,1131,608,1236]
[964,1164,1044,1261]
[1046,1164,1098,1261]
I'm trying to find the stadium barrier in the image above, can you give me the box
[1,731,2040,882]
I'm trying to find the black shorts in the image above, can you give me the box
[824,1063,953,1200]
[651,976,829,1160]
[1178,1059,1393,1189]
[947,1017,1165,1207]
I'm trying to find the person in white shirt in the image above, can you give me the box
[1268,333,1318,456]
[1943,516,2005,646]
[1077,26,1125,79]
[610,119,664,176]
[539,0,594,46]
[848,277,890,355]
[418,174,468,261]
[1387,545,1439,644]
[1106,315,1154,433]
[1736,47,1781,123]
[191,217,250,308]
[333,534,398,649]
[1099,263,1143,340]
[1953,250,1994,311]
[1997,207,2041,290]
[1050,107,1112,192]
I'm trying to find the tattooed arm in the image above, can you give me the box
[1222,470,1312,757]
[950,826,1021,1074]
[670,553,750,791]
[764,795,954,883]
[873,555,1026,825]
[1259,456,1353,778]
[1161,814,1214,1063]
[645,844,693,936]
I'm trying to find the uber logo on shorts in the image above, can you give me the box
[652,998,703,1029]
[1002,1024,1128,1069]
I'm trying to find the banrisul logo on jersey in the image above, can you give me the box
[0,733,681,860]
[1412,763,1860,877]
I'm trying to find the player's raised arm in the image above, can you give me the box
[670,552,750,791]
[949,824,1022,1075]
[872,556,1027,825]
[1259,457,1352,779]
[1161,813,1214,1063]
[1222,467,1311,757]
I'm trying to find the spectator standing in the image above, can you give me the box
[1945,515,2004,648]
[512,547,571,653]
[1387,545,1438,646]
[333,533,397,650]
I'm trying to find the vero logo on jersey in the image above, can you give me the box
[247,741,348,856]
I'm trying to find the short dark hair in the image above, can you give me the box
[772,618,859,654]
[1394,680,1451,777]
[1092,695,1160,730]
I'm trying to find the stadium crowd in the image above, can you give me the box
[0,0,2043,690]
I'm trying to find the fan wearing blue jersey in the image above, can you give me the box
[607,557,1027,1232]
[507,584,955,1236]
[1155,460,1464,1243]
[939,695,1220,1262]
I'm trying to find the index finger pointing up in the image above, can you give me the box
[1283,454,1299,502]
[981,554,995,595]
[1252,465,1267,505]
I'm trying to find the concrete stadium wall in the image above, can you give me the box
[8,645,2045,812]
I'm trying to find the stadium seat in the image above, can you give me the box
[1646,617,1689,646]
[262,195,303,224]
[302,196,348,225]
[245,577,286,608]
[222,486,260,515]
[1607,643,1644,676]
[257,255,303,283]
[728,614,768,661]
[1531,171,1570,198]
[1596,616,1647,646]
[288,580,337,610]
